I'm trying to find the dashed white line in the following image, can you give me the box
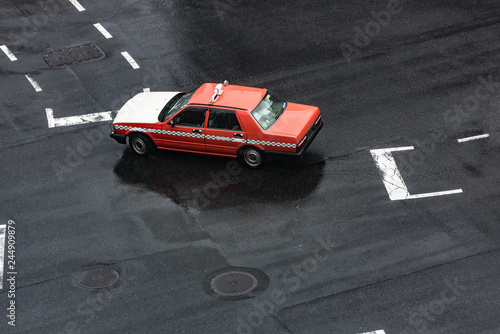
[25,75,43,92]
[46,108,112,128]
[0,224,6,290]
[68,0,85,11]
[143,88,150,92]
[94,23,113,39]
[1,45,17,61]
[357,331,386,334]
[457,134,489,143]
[121,51,140,69]
[370,146,463,200]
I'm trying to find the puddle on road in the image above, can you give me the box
[114,149,325,209]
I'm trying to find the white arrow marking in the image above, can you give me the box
[1,45,17,61]
[0,225,6,290]
[370,147,462,200]
[357,331,386,334]
[46,108,112,128]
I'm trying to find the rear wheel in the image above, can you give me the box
[129,133,155,156]
[240,147,264,168]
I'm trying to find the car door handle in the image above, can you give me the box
[233,133,243,137]
[192,129,202,133]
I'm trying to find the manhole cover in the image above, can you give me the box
[210,272,258,296]
[77,267,119,289]
[203,267,269,301]
[43,43,104,68]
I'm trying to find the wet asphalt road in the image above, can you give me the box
[1,0,500,333]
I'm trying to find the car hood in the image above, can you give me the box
[113,91,181,124]
[267,102,320,138]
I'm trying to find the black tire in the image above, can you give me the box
[240,147,264,168]
[129,133,155,156]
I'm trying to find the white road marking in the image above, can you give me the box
[0,224,6,290]
[68,0,85,11]
[46,108,112,128]
[1,45,17,61]
[357,331,386,334]
[121,51,140,69]
[407,189,463,199]
[457,134,489,143]
[370,146,463,200]
[25,75,43,92]
[93,23,113,39]
[143,88,150,92]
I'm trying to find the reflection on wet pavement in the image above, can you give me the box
[114,149,325,209]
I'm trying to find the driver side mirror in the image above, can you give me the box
[168,120,174,127]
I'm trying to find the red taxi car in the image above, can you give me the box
[110,82,323,168]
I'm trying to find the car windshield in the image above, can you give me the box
[158,92,194,122]
[250,91,287,130]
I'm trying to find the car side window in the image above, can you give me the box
[207,109,242,131]
[173,107,207,127]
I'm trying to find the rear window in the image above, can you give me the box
[250,91,287,130]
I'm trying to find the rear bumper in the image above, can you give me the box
[110,132,127,144]
[266,120,323,156]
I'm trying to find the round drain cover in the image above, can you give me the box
[77,267,120,289]
[203,267,269,301]
[210,272,258,296]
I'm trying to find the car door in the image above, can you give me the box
[204,108,246,155]
[162,106,208,152]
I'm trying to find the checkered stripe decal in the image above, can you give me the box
[246,139,296,148]
[115,125,296,148]
[116,125,204,139]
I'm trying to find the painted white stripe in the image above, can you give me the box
[357,331,386,334]
[370,146,415,154]
[407,189,463,199]
[46,108,112,128]
[370,147,414,200]
[0,225,6,290]
[1,45,17,61]
[25,75,43,92]
[143,88,150,92]
[68,0,85,11]
[371,146,463,200]
[457,134,489,143]
[121,51,140,69]
[93,23,113,39]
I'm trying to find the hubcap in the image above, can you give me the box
[132,137,146,154]
[245,149,261,167]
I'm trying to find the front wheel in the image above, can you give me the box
[129,133,155,156]
[240,147,264,168]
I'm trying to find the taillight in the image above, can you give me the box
[297,136,308,149]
